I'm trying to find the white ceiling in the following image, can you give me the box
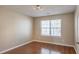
[0,5,76,17]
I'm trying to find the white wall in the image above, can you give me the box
[0,7,33,52]
[33,13,74,46]
[74,6,79,53]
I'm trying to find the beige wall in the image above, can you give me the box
[33,13,74,46]
[0,7,33,52]
[0,7,75,52]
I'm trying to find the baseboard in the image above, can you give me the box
[73,46,78,54]
[33,40,74,48]
[0,40,33,54]
[0,40,75,54]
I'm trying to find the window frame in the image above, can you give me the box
[40,20,50,36]
[40,19,62,37]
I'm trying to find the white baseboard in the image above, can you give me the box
[73,46,77,54]
[0,40,33,54]
[33,40,74,47]
[0,40,75,54]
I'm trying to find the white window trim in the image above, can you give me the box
[40,19,61,37]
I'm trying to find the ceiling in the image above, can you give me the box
[0,5,76,17]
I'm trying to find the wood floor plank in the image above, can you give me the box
[4,41,76,54]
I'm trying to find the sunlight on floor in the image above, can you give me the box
[41,48,61,54]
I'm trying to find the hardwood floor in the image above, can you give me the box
[4,42,76,54]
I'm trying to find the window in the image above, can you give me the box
[41,20,50,36]
[41,19,61,36]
